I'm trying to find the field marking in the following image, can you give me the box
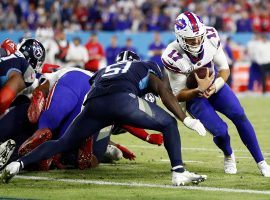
[160,159,204,163]
[129,145,270,154]
[16,175,270,195]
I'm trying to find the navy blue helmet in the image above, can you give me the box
[115,50,140,63]
[18,38,46,71]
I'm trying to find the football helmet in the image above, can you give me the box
[115,50,140,63]
[174,12,205,54]
[18,38,46,72]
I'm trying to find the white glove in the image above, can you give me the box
[183,117,206,136]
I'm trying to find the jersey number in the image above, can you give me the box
[102,62,132,77]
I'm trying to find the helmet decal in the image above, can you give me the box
[184,12,199,33]
[175,18,187,30]
[32,41,43,59]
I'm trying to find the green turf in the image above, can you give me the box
[1,97,270,200]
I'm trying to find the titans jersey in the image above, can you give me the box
[87,61,163,99]
[161,26,229,95]
[0,51,35,88]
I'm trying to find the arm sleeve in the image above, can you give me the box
[213,45,229,71]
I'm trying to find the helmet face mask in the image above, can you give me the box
[18,38,46,72]
[174,12,205,55]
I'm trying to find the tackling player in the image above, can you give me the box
[0,38,45,115]
[161,11,270,177]
[2,50,207,186]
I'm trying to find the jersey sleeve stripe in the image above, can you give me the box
[161,58,183,74]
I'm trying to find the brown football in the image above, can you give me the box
[186,67,213,89]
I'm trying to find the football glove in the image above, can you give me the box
[116,144,136,160]
[28,90,46,123]
[1,39,17,55]
[183,117,206,136]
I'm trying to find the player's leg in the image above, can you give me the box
[1,103,111,183]
[95,93,206,185]
[186,97,236,174]
[210,84,270,176]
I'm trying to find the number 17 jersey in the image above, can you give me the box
[161,26,229,95]
[87,61,163,99]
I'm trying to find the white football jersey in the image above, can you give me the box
[42,67,93,90]
[162,26,229,96]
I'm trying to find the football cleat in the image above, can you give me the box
[224,152,237,174]
[257,160,270,177]
[18,128,52,156]
[0,139,16,170]
[172,170,207,186]
[1,161,22,183]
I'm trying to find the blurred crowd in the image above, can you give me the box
[1,0,270,32]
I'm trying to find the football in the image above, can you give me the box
[186,67,213,89]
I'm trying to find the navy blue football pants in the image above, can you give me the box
[186,84,264,163]
[20,92,183,168]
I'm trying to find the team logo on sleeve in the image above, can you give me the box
[32,42,43,59]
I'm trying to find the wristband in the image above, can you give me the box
[214,77,225,93]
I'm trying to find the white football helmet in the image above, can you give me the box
[174,12,205,54]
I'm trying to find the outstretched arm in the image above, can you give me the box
[0,72,25,114]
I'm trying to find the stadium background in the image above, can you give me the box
[0,0,270,93]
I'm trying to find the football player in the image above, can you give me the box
[161,11,270,176]
[2,50,207,186]
[0,38,45,116]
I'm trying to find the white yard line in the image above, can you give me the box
[16,175,270,195]
[128,145,270,154]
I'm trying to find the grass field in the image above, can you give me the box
[1,97,270,200]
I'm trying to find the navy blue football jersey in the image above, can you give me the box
[0,51,36,88]
[87,61,163,99]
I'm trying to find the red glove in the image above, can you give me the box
[28,90,46,123]
[1,39,17,55]
[0,85,16,115]
[116,144,136,160]
[146,133,163,146]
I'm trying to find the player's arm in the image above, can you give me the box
[176,69,214,101]
[148,73,206,136]
[0,71,26,114]
[204,46,230,97]
[148,73,187,121]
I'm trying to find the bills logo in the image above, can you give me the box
[33,41,43,59]
[175,18,187,30]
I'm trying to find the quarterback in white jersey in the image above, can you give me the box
[162,11,270,177]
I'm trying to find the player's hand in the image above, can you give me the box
[28,90,46,123]
[146,133,163,146]
[195,68,214,92]
[1,39,17,55]
[183,116,206,136]
[116,144,136,160]
[203,84,216,98]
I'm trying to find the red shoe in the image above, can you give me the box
[77,136,98,169]
[38,158,53,171]
[18,128,52,156]
[52,154,65,169]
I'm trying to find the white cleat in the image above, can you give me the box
[1,161,22,183]
[257,160,270,177]
[104,145,123,161]
[0,139,16,170]
[172,170,207,186]
[224,152,237,174]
